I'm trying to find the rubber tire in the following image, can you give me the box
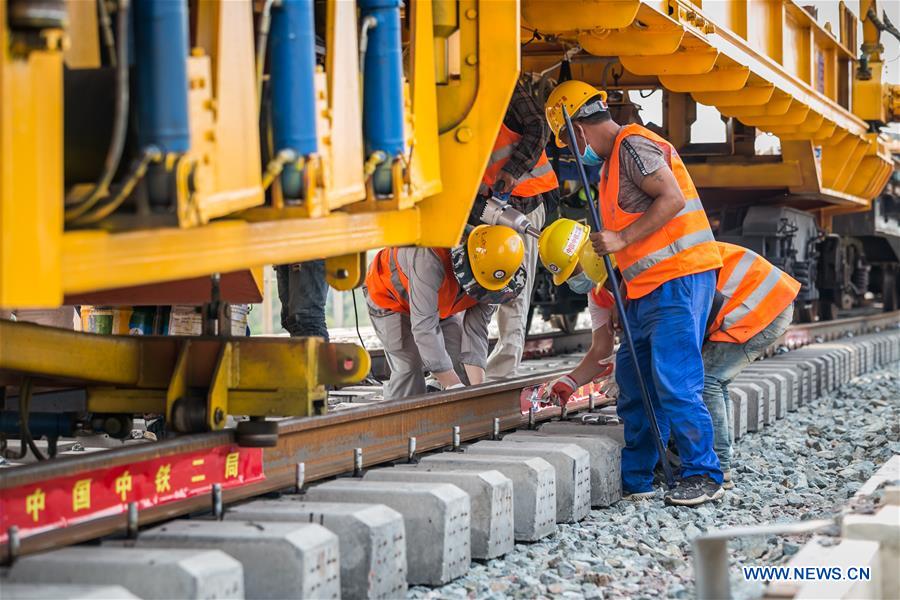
[235,419,279,448]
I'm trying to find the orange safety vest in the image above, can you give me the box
[708,242,800,343]
[598,123,722,299]
[480,123,559,197]
[365,247,478,318]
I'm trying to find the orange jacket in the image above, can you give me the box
[480,123,559,197]
[598,123,722,299]
[708,242,800,343]
[365,247,477,318]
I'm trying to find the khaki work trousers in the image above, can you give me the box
[370,311,469,401]
[485,203,545,379]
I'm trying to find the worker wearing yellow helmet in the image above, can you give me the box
[364,225,526,400]
[538,218,617,411]
[545,80,726,507]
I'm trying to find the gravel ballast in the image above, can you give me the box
[408,365,899,600]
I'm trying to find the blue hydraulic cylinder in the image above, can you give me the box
[270,0,318,156]
[360,0,405,159]
[0,412,75,439]
[133,0,191,154]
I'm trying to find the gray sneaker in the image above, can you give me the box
[664,475,724,506]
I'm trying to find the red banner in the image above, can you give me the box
[0,445,264,543]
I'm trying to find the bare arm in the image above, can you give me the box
[591,165,686,255]
[568,323,615,386]
[620,165,685,246]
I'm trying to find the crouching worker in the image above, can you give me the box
[537,218,617,405]
[703,241,800,488]
[364,225,527,401]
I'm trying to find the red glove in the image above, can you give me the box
[546,374,578,406]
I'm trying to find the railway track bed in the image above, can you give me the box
[1,312,898,599]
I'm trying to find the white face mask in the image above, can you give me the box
[566,271,594,294]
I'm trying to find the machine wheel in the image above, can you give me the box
[549,313,578,334]
[818,299,839,321]
[795,303,817,323]
[236,418,279,448]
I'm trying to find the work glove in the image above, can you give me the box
[544,374,578,406]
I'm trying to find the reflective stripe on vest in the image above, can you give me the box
[480,123,559,197]
[598,123,722,299]
[708,242,801,343]
[364,248,477,318]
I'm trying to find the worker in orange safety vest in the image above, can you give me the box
[477,81,560,381]
[546,79,724,507]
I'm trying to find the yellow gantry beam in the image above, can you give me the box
[0,0,519,307]
[522,0,894,207]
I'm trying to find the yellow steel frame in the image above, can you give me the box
[0,320,370,426]
[0,0,519,309]
[521,0,895,213]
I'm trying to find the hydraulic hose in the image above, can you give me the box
[65,0,130,223]
[560,106,676,489]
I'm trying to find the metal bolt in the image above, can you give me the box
[407,437,417,463]
[214,408,225,426]
[126,502,139,539]
[465,54,477,66]
[452,426,461,451]
[492,418,500,440]
[465,8,477,19]
[353,448,363,476]
[588,393,596,411]
[336,268,349,279]
[295,462,306,492]
[7,526,19,564]
[455,127,473,143]
[528,406,535,430]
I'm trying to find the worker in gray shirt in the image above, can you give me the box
[365,225,527,400]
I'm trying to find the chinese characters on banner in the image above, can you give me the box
[1,445,264,542]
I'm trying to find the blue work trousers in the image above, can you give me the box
[275,260,329,340]
[616,270,722,492]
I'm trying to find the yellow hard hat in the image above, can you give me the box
[538,218,591,286]
[467,225,525,291]
[545,80,608,148]
[578,243,617,287]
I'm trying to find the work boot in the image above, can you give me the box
[663,475,724,507]
[722,470,735,490]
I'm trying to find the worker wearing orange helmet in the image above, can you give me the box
[364,225,527,400]
[546,80,725,506]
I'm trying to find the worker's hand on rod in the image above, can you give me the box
[590,230,626,255]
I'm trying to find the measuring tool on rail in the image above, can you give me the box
[560,105,676,489]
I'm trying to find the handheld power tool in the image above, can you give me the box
[478,195,541,239]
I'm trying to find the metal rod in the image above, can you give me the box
[126,502,139,539]
[407,437,417,463]
[353,447,363,476]
[528,406,535,430]
[560,105,675,489]
[295,462,306,492]
[212,483,223,520]
[452,426,461,451]
[588,392,596,411]
[492,418,500,440]
[6,526,18,564]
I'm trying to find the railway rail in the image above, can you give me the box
[1,310,899,567]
